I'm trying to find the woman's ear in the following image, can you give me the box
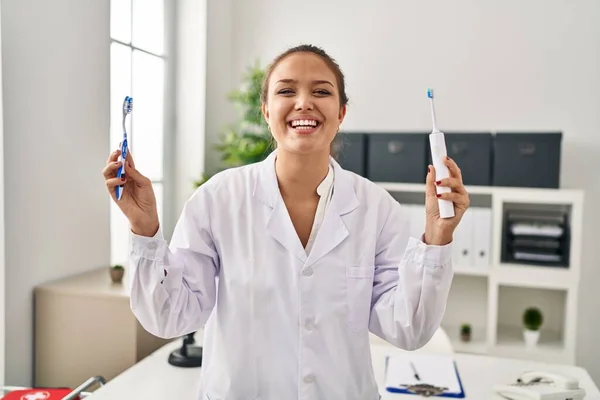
[262,103,270,124]
[338,104,347,125]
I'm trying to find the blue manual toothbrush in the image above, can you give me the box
[116,96,133,200]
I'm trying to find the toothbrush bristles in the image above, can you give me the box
[427,88,434,99]
[123,96,133,114]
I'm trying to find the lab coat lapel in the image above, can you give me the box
[254,151,307,263]
[305,158,359,267]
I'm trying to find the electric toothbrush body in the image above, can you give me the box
[427,89,455,219]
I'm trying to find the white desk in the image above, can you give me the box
[87,340,600,399]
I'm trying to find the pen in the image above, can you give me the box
[410,361,420,381]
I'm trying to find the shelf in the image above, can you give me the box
[442,275,488,354]
[494,284,568,362]
[493,325,568,363]
[453,265,490,277]
[495,264,575,289]
[377,182,494,195]
[443,323,488,355]
[378,180,583,364]
[376,182,584,199]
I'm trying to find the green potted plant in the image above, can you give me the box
[110,264,125,284]
[523,307,543,348]
[195,61,274,188]
[460,324,471,342]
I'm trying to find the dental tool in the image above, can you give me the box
[116,96,133,201]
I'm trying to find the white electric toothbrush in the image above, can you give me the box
[427,88,455,218]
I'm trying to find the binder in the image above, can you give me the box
[452,209,473,267]
[471,207,492,267]
[384,354,466,398]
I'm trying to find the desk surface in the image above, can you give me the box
[87,340,600,399]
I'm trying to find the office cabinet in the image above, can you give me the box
[34,268,170,389]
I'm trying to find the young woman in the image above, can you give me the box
[103,44,470,400]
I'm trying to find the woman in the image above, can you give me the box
[103,44,469,400]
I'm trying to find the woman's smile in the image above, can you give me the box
[287,117,322,135]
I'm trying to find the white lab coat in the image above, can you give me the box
[129,150,454,400]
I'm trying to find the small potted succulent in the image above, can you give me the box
[523,307,543,348]
[460,324,472,342]
[110,264,125,284]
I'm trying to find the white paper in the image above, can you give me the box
[385,354,462,394]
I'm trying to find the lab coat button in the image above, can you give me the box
[302,267,313,277]
[303,374,315,383]
[147,241,158,250]
[305,319,314,330]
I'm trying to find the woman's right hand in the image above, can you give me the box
[103,147,160,237]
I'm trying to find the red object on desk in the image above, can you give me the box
[1,388,78,400]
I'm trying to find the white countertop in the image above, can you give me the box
[86,337,600,399]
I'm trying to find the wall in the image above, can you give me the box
[0,2,4,385]
[205,0,600,382]
[1,0,110,386]
[204,0,236,179]
[173,0,208,229]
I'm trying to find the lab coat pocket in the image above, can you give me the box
[346,266,374,333]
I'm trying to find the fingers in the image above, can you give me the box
[425,164,436,197]
[435,191,466,204]
[444,157,463,181]
[106,148,120,164]
[434,157,470,209]
[435,177,467,194]
[124,153,150,185]
[103,160,122,179]
[126,148,136,168]
[105,176,126,190]
[436,189,470,209]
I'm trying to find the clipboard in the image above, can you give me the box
[384,354,466,398]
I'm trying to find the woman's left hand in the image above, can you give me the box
[424,157,470,246]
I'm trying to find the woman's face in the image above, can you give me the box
[263,52,346,156]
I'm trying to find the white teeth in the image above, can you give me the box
[291,119,318,127]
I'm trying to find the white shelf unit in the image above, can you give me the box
[377,182,584,365]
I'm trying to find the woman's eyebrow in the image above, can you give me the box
[276,79,334,87]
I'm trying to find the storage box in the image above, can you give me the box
[332,132,366,176]
[366,132,429,183]
[492,132,562,188]
[428,132,493,186]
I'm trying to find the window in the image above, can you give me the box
[110,0,167,266]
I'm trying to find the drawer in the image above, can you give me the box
[492,132,562,188]
[428,132,493,186]
[367,133,428,183]
[333,132,366,176]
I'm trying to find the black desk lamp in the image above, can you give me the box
[168,331,203,368]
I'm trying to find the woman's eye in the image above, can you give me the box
[315,89,331,95]
[277,89,294,95]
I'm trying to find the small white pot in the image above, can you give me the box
[523,329,540,348]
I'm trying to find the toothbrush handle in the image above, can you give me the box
[430,132,455,219]
[116,138,128,200]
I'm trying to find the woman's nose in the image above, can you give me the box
[295,92,314,110]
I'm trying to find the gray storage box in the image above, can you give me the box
[493,132,562,188]
[333,132,366,176]
[428,132,493,186]
[367,132,429,183]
